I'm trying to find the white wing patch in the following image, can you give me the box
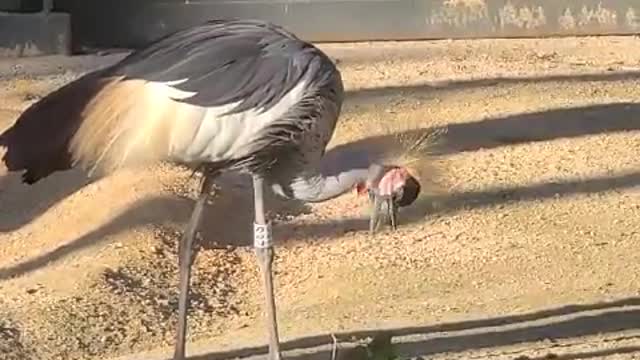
[161,78,191,88]
[166,77,309,164]
[68,75,308,176]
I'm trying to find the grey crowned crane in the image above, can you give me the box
[0,19,421,360]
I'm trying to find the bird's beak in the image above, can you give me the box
[368,191,398,235]
[366,172,421,235]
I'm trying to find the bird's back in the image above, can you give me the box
[1,19,344,183]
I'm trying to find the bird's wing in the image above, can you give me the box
[112,19,318,114]
[67,19,331,176]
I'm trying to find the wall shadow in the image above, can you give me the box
[345,70,640,103]
[173,296,640,360]
[0,169,94,232]
[402,169,640,225]
[525,346,640,360]
[330,102,640,159]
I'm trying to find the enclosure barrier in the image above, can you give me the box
[2,0,640,56]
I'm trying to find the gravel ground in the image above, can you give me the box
[1,35,640,360]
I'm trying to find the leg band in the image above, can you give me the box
[254,222,273,249]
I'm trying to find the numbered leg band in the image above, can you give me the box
[253,222,273,249]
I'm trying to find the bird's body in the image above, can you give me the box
[0,19,421,360]
[2,20,343,200]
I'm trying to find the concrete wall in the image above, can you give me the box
[17,1,640,53]
[0,11,70,57]
[54,0,640,50]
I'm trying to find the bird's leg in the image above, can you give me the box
[388,198,398,231]
[369,193,384,234]
[173,174,215,360]
[370,193,400,234]
[252,175,282,360]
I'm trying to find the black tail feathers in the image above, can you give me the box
[0,69,110,184]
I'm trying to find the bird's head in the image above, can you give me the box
[356,163,421,234]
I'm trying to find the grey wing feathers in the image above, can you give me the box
[0,18,343,184]
[110,19,333,114]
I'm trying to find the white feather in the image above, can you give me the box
[164,78,309,164]
[69,75,310,175]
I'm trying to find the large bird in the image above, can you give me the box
[0,19,421,360]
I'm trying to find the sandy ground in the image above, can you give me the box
[1,35,640,360]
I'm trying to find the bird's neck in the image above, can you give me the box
[287,167,371,203]
[269,149,375,203]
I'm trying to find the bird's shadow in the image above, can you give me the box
[0,169,94,232]
[2,100,640,280]
[2,68,640,233]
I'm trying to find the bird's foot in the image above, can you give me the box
[369,194,398,235]
[267,350,283,360]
